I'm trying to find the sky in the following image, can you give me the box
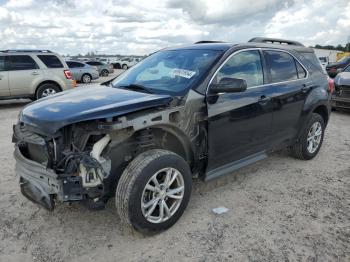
[0,0,349,55]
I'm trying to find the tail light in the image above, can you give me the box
[64,70,72,79]
[328,78,335,94]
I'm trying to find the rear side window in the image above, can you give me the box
[67,61,84,68]
[37,55,63,68]
[264,50,298,82]
[9,55,39,71]
[0,56,6,71]
[215,50,264,88]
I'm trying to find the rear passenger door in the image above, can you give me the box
[8,55,42,96]
[262,50,309,145]
[0,56,10,97]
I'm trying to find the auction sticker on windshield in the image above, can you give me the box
[172,69,196,79]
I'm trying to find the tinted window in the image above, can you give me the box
[0,56,6,71]
[9,55,39,71]
[37,55,63,68]
[87,61,100,66]
[296,61,307,78]
[67,61,84,68]
[300,52,325,73]
[265,51,298,82]
[215,50,264,88]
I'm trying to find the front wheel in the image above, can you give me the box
[116,149,192,233]
[122,64,128,70]
[101,69,109,77]
[290,113,325,160]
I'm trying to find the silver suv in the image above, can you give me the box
[0,50,75,100]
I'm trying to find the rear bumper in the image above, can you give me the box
[14,146,83,210]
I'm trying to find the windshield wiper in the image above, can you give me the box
[117,84,153,94]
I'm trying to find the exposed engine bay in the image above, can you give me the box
[13,91,208,210]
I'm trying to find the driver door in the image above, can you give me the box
[206,49,273,176]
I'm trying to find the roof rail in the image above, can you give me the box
[248,37,304,47]
[0,49,52,53]
[194,41,225,44]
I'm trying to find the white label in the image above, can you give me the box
[171,68,196,79]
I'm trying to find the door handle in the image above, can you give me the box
[258,95,271,105]
[32,72,39,76]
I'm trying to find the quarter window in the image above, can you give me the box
[296,60,307,78]
[214,50,264,88]
[37,55,63,68]
[9,55,39,71]
[265,51,298,82]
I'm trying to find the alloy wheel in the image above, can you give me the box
[41,88,57,97]
[141,167,184,224]
[307,121,322,154]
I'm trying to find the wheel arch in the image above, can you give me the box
[145,125,194,167]
[35,80,62,98]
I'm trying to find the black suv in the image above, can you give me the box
[13,37,332,233]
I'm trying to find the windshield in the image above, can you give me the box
[111,49,222,95]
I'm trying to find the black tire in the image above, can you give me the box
[122,64,128,70]
[290,113,325,160]
[116,149,192,233]
[101,70,109,77]
[36,83,60,100]
[81,73,92,83]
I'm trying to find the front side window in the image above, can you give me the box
[37,55,63,68]
[9,55,39,71]
[111,49,222,95]
[213,50,264,88]
[265,50,298,83]
[344,65,350,73]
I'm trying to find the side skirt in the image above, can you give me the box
[204,151,268,181]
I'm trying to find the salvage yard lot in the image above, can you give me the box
[0,93,349,261]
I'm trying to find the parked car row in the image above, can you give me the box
[326,56,350,77]
[0,50,75,100]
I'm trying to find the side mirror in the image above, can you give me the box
[210,77,247,93]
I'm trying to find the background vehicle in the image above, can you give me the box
[85,61,114,76]
[326,56,350,77]
[113,57,141,70]
[66,60,99,83]
[332,64,350,110]
[13,38,331,233]
[0,50,74,100]
[318,56,329,69]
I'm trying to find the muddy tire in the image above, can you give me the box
[290,113,325,160]
[115,149,192,234]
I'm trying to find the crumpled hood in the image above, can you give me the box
[334,72,350,86]
[20,85,172,135]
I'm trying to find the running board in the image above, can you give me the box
[205,151,268,181]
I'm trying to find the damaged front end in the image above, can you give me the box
[13,122,113,211]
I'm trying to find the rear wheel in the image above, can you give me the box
[101,69,109,77]
[36,83,60,100]
[122,64,128,70]
[116,149,192,233]
[81,74,92,83]
[290,113,325,160]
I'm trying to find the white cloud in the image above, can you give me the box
[0,0,349,55]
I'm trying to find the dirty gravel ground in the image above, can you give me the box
[0,98,349,262]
